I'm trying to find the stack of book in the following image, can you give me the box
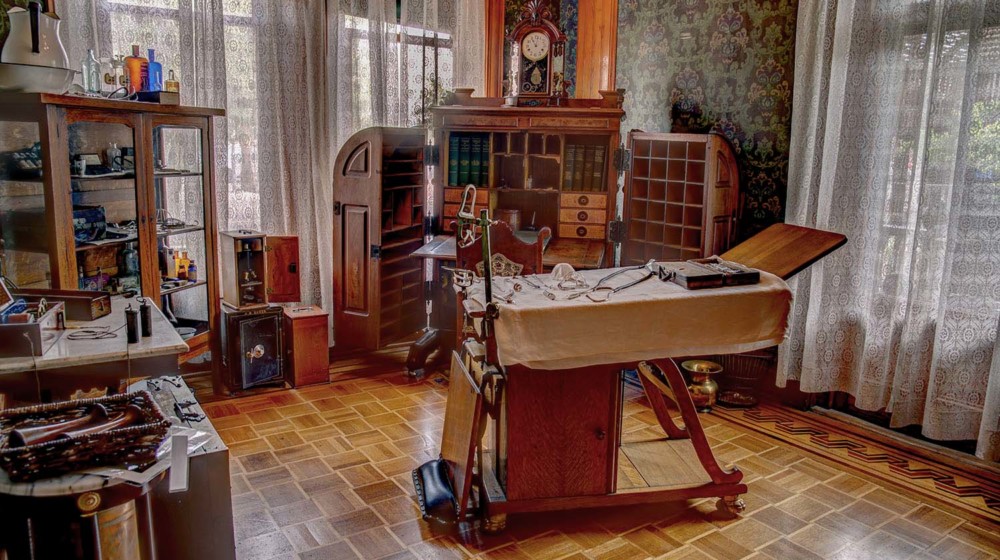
[448,132,491,186]
[562,144,607,191]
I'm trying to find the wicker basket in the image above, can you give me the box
[0,391,170,482]
[710,347,778,408]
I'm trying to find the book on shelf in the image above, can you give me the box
[592,145,606,192]
[582,145,595,191]
[572,144,585,191]
[458,134,471,185]
[479,134,490,186]
[470,135,482,187]
[448,135,459,185]
[564,144,577,190]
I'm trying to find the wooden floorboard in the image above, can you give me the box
[199,349,1000,560]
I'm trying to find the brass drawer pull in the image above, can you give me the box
[577,211,588,222]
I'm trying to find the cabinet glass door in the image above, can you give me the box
[68,116,144,295]
[0,119,52,288]
[152,122,212,359]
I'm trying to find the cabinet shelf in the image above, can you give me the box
[154,171,202,179]
[157,224,204,238]
[160,279,207,296]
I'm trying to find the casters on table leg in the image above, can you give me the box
[718,495,746,517]
[481,513,507,534]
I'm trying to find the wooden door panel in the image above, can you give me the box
[504,365,619,500]
[342,206,370,314]
[266,235,300,303]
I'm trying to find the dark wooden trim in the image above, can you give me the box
[0,93,225,117]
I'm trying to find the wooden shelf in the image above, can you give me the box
[618,438,712,491]
[154,171,202,179]
[157,224,204,238]
[160,279,207,296]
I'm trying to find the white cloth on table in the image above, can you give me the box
[467,266,792,370]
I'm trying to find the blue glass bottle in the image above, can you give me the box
[147,49,163,92]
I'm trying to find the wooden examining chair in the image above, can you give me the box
[455,220,551,277]
[453,220,551,343]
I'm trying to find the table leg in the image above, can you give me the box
[637,360,743,486]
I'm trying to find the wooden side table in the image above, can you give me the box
[282,305,330,387]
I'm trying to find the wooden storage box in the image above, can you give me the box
[283,305,330,387]
[0,301,64,357]
[14,289,111,321]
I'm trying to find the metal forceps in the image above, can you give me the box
[567,259,659,301]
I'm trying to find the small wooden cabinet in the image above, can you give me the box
[333,128,425,352]
[282,304,330,387]
[621,132,740,264]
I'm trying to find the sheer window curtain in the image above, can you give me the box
[60,1,484,344]
[779,0,1000,460]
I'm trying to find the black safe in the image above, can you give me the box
[220,305,285,392]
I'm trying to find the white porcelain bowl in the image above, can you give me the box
[0,62,76,93]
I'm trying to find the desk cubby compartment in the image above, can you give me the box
[623,132,740,265]
[631,178,648,200]
[495,154,525,189]
[527,155,560,190]
[682,228,702,250]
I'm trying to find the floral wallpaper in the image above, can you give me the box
[0,0,29,52]
[617,0,798,235]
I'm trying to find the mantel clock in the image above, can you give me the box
[507,0,567,104]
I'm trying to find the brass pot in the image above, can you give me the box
[681,359,722,413]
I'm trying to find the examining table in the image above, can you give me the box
[0,296,188,405]
[454,265,792,530]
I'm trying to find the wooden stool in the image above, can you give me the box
[282,305,330,387]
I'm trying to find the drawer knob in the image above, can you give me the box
[578,195,589,206]
[576,226,587,237]
[595,428,606,440]
[577,211,588,221]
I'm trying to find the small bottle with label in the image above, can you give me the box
[164,69,180,93]
[187,260,198,282]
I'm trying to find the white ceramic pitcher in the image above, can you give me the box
[2,1,69,69]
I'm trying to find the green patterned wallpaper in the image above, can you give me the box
[617,0,797,235]
[0,0,29,52]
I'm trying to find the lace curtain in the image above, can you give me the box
[59,0,483,340]
[779,0,1000,461]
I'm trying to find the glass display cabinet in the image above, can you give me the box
[0,94,224,367]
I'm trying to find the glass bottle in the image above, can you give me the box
[78,266,85,290]
[124,45,148,94]
[81,49,101,94]
[111,55,127,92]
[165,69,180,93]
[187,260,198,282]
[99,57,114,93]
[107,143,122,172]
[147,49,163,92]
[121,242,139,277]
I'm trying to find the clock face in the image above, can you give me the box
[521,31,551,62]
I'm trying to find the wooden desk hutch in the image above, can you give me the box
[331,95,741,353]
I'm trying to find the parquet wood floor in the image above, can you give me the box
[200,348,1000,560]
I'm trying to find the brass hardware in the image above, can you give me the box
[77,492,101,513]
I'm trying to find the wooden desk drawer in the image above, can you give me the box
[559,224,606,240]
[559,208,606,224]
[560,193,607,209]
[444,187,489,204]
